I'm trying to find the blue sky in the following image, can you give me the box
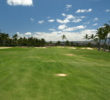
[0,0,110,41]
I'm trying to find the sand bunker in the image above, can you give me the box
[81,48,86,49]
[35,47,46,48]
[81,48,93,50]
[70,48,76,49]
[87,48,93,50]
[68,47,76,49]
[54,73,68,77]
[64,54,74,56]
[0,47,12,49]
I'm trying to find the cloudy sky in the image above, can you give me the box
[0,0,110,41]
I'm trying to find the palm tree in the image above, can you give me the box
[89,34,96,47]
[65,40,70,46]
[96,27,106,51]
[0,33,9,46]
[90,34,96,41]
[96,28,102,51]
[18,37,23,46]
[102,27,108,51]
[56,41,61,46]
[84,34,89,46]
[12,34,18,46]
[61,35,67,46]
[104,21,110,51]
[41,38,46,46]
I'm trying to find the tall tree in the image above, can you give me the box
[96,27,103,51]
[90,34,96,41]
[65,40,70,46]
[84,34,89,46]
[56,41,61,46]
[0,33,9,46]
[104,21,110,51]
[61,35,67,46]
[12,34,18,46]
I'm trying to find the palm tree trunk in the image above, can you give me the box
[108,38,110,52]
[3,39,5,46]
[86,39,87,47]
[98,39,101,51]
[103,38,107,51]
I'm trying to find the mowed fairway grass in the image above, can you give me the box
[0,47,110,100]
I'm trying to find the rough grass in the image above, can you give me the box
[0,47,110,100]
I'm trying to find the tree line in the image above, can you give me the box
[0,33,46,47]
[1,21,110,49]
[84,21,110,52]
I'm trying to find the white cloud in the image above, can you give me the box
[84,21,90,24]
[56,14,75,24]
[105,9,110,12]
[25,32,32,35]
[66,14,75,19]
[7,0,33,6]
[93,23,98,26]
[76,8,92,13]
[30,18,34,22]
[66,4,72,9]
[72,19,82,23]
[48,19,55,22]
[66,4,72,11]
[58,25,67,30]
[56,19,70,24]
[80,16,86,18]
[38,20,44,24]
[34,32,42,35]
[49,29,56,31]
[16,32,20,35]
[93,18,98,21]
[62,13,66,17]
[63,25,86,31]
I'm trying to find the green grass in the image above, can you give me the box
[0,47,110,100]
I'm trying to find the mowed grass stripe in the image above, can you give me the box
[0,47,110,100]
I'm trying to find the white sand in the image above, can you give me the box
[54,73,68,77]
[68,47,76,49]
[0,47,12,49]
[64,54,74,56]
[35,47,46,48]
[81,48,93,50]
[87,47,93,50]
[81,48,86,49]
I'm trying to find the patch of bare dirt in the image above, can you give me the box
[35,47,47,48]
[81,48,86,49]
[87,48,93,50]
[64,54,75,56]
[54,73,68,77]
[0,47,12,49]
[68,47,76,49]
[81,48,93,50]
